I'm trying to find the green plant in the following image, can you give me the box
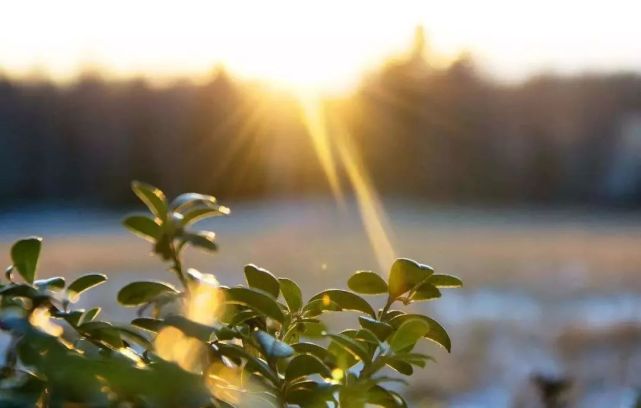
[0,181,462,407]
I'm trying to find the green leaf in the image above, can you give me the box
[384,358,414,376]
[347,271,388,294]
[254,330,294,359]
[78,307,101,326]
[352,328,381,346]
[216,343,279,385]
[367,385,408,407]
[286,354,331,381]
[428,274,463,288]
[79,321,123,348]
[302,298,342,317]
[388,318,430,352]
[309,290,375,318]
[227,309,262,326]
[123,215,161,242]
[381,310,404,322]
[390,352,434,368]
[410,282,441,301]
[171,193,230,226]
[11,237,42,284]
[358,316,393,341]
[171,192,218,211]
[34,276,65,291]
[117,281,179,306]
[67,273,107,299]
[131,181,168,221]
[54,310,83,327]
[244,264,280,298]
[291,342,336,366]
[115,325,152,347]
[0,284,38,298]
[181,231,217,252]
[298,321,327,338]
[326,333,371,365]
[388,314,452,352]
[286,381,336,407]
[388,258,433,298]
[180,206,230,226]
[164,315,216,342]
[224,287,285,323]
[279,278,303,312]
[131,317,164,332]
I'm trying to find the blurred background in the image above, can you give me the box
[1,1,641,406]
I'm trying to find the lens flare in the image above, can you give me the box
[186,268,225,326]
[299,93,345,206]
[29,306,63,337]
[155,326,207,373]
[299,94,396,271]
[155,269,224,373]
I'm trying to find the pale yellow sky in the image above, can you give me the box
[1,0,640,91]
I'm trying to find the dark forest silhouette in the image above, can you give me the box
[2,32,641,207]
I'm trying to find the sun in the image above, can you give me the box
[0,0,423,94]
[208,1,432,95]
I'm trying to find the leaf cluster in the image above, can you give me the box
[0,182,462,407]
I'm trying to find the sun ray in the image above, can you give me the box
[298,93,345,205]
[299,92,396,271]
[333,121,396,271]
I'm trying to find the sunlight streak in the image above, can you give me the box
[334,123,396,271]
[299,94,345,205]
[299,94,396,271]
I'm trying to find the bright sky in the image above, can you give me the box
[1,0,640,91]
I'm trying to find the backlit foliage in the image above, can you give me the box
[0,181,461,407]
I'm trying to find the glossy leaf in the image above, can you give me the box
[123,215,161,242]
[385,358,414,375]
[254,330,294,359]
[367,385,408,407]
[244,264,280,298]
[78,307,101,326]
[279,278,303,312]
[389,314,452,352]
[181,231,217,252]
[171,193,217,211]
[79,321,123,348]
[164,315,215,342]
[327,333,371,364]
[131,180,168,221]
[410,282,441,301]
[353,328,381,345]
[309,290,375,318]
[428,274,463,288]
[291,342,336,366]
[67,274,107,298]
[286,354,331,381]
[131,317,164,332]
[286,381,336,407]
[348,271,388,294]
[298,320,327,338]
[391,352,434,368]
[0,284,38,298]
[117,281,178,306]
[388,317,430,352]
[11,237,42,284]
[358,316,393,341]
[224,287,284,323]
[302,298,341,317]
[388,258,433,298]
[34,276,65,291]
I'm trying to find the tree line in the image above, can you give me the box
[1,50,641,207]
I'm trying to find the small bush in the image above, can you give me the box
[0,181,461,407]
